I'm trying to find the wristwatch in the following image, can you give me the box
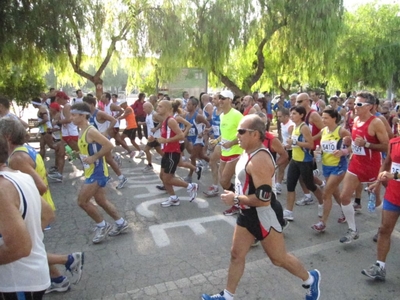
[233,195,240,205]
[394,172,399,180]
[365,142,371,148]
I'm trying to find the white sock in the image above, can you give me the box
[341,203,356,231]
[303,272,314,286]
[170,195,178,200]
[97,220,106,227]
[187,183,193,190]
[377,260,386,269]
[276,182,281,188]
[305,193,311,199]
[223,289,234,300]
[115,218,124,225]
[118,175,124,180]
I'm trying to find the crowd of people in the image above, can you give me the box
[0,87,399,300]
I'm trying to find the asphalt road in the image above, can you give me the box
[41,145,400,300]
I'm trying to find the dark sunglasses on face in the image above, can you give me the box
[237,128,255,135]
[355,102,371,107]
[219,96,227,100]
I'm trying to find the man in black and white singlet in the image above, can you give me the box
[202,115,321,300]
[0,136,53,300]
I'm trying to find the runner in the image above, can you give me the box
[311,109,351,232]
[202,115,321,300]
[218,91,244,216]
[148,100,198,207]
[70,102,129,244]
[339,91,389,244]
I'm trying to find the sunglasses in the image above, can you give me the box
[355,102,371,107]
[219,96,227,100]
[237,128,255,135]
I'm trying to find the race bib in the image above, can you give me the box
[352,141,366,156]
[391,162,400,174]
[188,127,196,137]
[321,140,337,154]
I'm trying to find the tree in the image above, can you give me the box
[331,3,400,95]
[139,0,344,96]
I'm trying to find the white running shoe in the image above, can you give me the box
[188,183,198,202]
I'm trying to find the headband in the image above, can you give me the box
[71,109,91,115]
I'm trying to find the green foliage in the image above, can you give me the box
[0,67,46,105]
[332,2,400,94]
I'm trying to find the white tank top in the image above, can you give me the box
[0,170,50,292]
[281,119,295,147]
[104,102,120,128]
[60,105,79,136]
[146,111,160,138]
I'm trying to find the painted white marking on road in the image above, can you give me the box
[136,197,209,218]
[149,215,236,247]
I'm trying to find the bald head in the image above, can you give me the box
[296,93,310,107]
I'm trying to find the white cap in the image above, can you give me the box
[220,90,234,99]
[258,93,265,99]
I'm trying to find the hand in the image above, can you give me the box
[354,135,366,147]
[209,139,218,146]
[332,150,342,157]
[147,136,155,142]
[342,136,352,147]
[82,155,96,165]
[286,138,293,146]
[377,171,394,182]
[157,137,166,144]
[221,190,235,206]
[222,141,232,149]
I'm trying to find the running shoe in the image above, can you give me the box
[339,228,359,244]
[156,185,166,191]
[203,186,219,197]
[188,183,198,202]
[161,197,180,207]
[296,196,314,206]
[202,291,226,300]
[48,172,63,182]
[92,223,112,244]
[116,176,128,189]
[276,185,282,195]
[337,212,346,224]
[283,209,294,221]
[66,252,84,284]
[304,269,321,300]
[353,202,362,212]
[45,277,70,294]
[135,150,146,158]
[143,164,153,172]
[362,263,386,280]
[108,220,129,236]
[223,205,240,216]
[196,166,203,180]
[48,166,58,174]
[311,221,326,233]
